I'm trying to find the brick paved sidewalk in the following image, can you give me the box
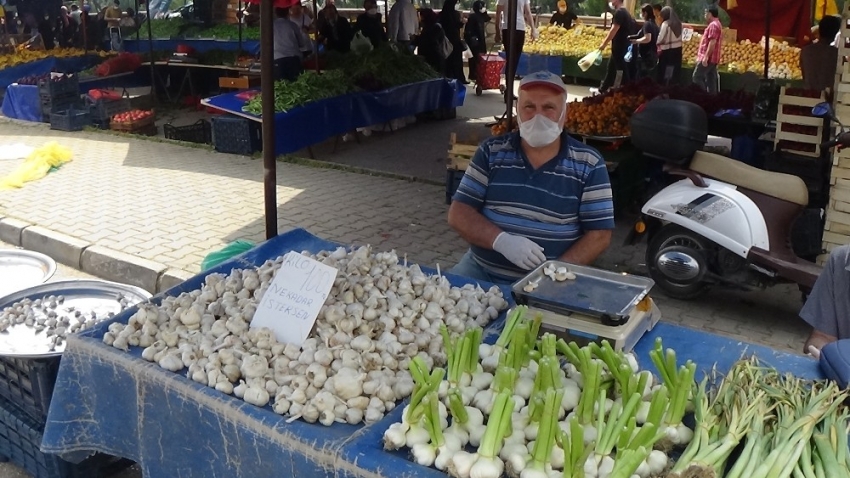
[0,119,812,355]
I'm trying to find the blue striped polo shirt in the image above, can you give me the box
[452,131,615,280]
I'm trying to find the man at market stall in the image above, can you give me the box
[495,0,536,102]
[387,0,418,49]
[800,245,850,357]
[273,6,308,81]
[549,0,578,30]
[800,15,840,94]
[447,71,615,284]
[692,5,722,94]
[596,0,637,93]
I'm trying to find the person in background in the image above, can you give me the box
[316,0,333,33]
[549,0,577,29]
[355,0,386,48]
[69,4,81,25]
[388,0,418,48]
[104,0,122,28]
[57,6,73,46]
[652,3,662,26]
[447,71,614,284]
[597,0,637,93]
[439,0,466,83]
[801,15,841,94]
[692,5,722,93]
[244,3,260,27]
[656,6,683,85]
[495,0,535,101]
[464,0,490,83]
[273,7,307,81]
[119,7,136,27]
[413,8,446,74]
[289,2,314,56]
[319,4,353,53]
[629,4,658,79]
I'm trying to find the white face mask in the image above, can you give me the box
[518,106,565,148]
[368,7,377,14]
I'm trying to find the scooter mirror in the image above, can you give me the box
[812,102,833,118]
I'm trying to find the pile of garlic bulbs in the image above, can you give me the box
[104,246,509,426]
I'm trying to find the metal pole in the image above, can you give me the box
[312,0,319,73]
[238,0,243,53]
[261,0,278,239]
[135,0,140,41]
[763,0,770,79]
[505,0,517,118]
[147,0,157,100]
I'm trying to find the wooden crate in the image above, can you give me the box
[110,110,155,132]
[218,76,259,89]
[774,87,826,158]
[447,133,482,171]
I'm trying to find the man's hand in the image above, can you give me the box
[493,232,546,270]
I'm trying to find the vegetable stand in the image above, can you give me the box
[201,78,466,156]
[39,228,825,478]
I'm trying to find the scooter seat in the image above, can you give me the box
[689,151,809,206]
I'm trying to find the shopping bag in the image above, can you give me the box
[350,31,373,55]
[578,49,601,72]
[201,240,256,271]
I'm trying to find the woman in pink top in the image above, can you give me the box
[692,5,722,94]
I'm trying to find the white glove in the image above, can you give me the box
[492,232,546,270]
[531,28,539,40]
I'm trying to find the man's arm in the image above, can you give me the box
[523,3,534,32]
[558,229,612,265]
[599,23,619,50]
[703,38,716,65]
[448,202,502,250]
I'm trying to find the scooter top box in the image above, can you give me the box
[631,99,708,165]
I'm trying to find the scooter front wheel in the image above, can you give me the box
[646,224,712,300]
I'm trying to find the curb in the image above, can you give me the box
[0,216,194,295]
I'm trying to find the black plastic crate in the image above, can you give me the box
[211,116,262,155]
[50,109,92,132]
[164,119,212,144]
[445,168,464,205]
[0,356,59,424]
[87,98,131,123]
[41,94,82,118]
[0,397,134,478]
[37,76,79,99]
[792,208,825,260]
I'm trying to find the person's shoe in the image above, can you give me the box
[461,80,471,85]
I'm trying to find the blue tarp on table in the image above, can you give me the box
[124,39,261,56]
[203,78,466,155]
[41,227,822,478]
[1,84,41,122]
[0,55,103,89]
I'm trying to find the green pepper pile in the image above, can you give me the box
[241,70,354,115]
[146,19,259,41]
[241,46,440,116]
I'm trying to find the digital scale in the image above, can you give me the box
[512,261,661,352]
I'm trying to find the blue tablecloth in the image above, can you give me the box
[41,227,821,478]
[0,84,41,122]
[0,55,103,89]
[204,78,466,155]
[124,39,261,56]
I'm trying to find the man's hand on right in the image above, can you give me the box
[492,232,546,270]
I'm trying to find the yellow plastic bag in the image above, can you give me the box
[578,49,602,72]
[0,142,73,190]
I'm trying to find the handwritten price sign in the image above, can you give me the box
[251,251,338,345]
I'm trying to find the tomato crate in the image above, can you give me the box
[49,108,92,132]
[87,98,131,123]
[37,75,79,100]
[164,119,212,144]
[0,396,134,478]
[109,110,155,133]
[0,356,58,425]
[211,115,262,155]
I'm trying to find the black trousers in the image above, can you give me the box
[502,28,526,84]
[275,56,303,82]
[445,41,466,82]
[468,41,486,82]
[657,47,683,86]
[601,50,633,92]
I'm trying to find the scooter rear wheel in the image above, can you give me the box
[646,224,712,300]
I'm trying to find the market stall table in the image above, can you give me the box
[146,61,257,104]
[0,55,103,89]
[40,228,821,478]
[201,78,466,156]
[124,39,261,56]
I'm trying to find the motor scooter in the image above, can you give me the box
[624,99,841,299]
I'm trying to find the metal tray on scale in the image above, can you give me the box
[0,280,152,358]
[0,250,57,299]
[511,261,654,326]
